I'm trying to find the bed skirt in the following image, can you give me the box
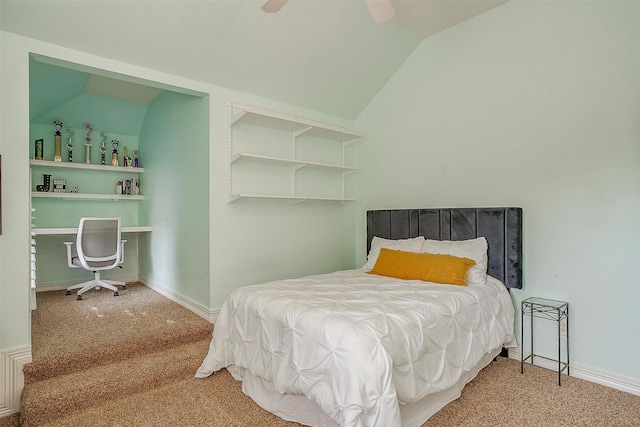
[227,346,502,427]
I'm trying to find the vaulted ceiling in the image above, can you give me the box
[0,0,506,120]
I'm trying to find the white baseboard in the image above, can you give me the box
[509,347,640,397]
[35,274,140,292]
[138,277,219,324]
[0,346,32,415]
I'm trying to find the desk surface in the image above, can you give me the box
[33,226,152,235]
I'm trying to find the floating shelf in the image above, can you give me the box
[231,153,356,172]
[229,194,355,204]
[30,160,144,173]
[228,103,362,204]
[31,192,143,201]
[231,105,363,144]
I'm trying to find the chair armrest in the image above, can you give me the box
[63,241,78,269]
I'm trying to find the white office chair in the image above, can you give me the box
[64,217,127,300]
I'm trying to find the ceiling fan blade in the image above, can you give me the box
[261,0,289,13]
[364,0,395,24]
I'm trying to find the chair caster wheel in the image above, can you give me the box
[122,285,127,290]
[77,295,83,301]
[66,291,71,296]
[114,291,119,297]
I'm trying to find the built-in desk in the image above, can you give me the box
[33,226,152,235]
[30,226,151,292]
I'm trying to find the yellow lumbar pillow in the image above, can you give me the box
[368,248,476,286]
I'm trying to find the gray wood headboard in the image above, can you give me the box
[366,208,523,289]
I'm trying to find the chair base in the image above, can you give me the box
[66,279,126,300]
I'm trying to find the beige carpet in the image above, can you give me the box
[1,283,638,426]
[23,282,213,384]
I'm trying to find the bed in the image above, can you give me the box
[196,207,523,427]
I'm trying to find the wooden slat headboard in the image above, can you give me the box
[366,208,523,289]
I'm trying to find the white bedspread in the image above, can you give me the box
[196,270,516,427]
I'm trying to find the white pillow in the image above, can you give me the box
[363,236,425,271]
[420,237,488,285]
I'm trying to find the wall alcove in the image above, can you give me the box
[28,54,211,304]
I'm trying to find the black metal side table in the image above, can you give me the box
[521,297,569,385]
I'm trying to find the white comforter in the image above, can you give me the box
[196,269,516,427]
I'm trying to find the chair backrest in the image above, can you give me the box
[76,217,122,271]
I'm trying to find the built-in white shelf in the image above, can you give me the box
[229,194,355,204]
[231,105,363,144]
[230,153,356,172]
[30,159,144,173]
[33,226,152,235]
[31,192,143,201]
[227,103,362,204]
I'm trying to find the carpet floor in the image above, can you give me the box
[23,282,213,384]
[1,283,638,426]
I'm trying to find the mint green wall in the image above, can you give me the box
[30,58,150,137]
[137,91,210,305]
[354,1,640,381]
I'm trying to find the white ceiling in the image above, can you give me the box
[0,0,506,120]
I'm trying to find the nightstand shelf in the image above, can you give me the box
[521,297,570,385]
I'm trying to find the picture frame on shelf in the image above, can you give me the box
[53,179,66,193]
